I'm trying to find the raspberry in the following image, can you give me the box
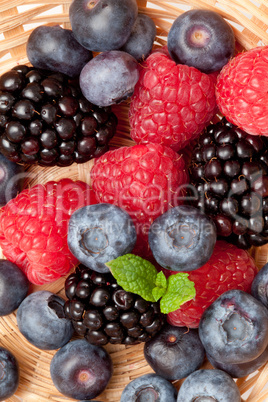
[129,47,218,152]
[165,241,258,328]
[0,179,97,285]
[216,46,268,135]
[90,143,189,257]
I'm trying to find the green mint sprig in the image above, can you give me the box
[105,254,196,314]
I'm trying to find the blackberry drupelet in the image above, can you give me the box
[0,65,117,167]
[64,265,165,346]
[189,118,268,249]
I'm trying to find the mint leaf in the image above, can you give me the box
[106,254,158,301]
[160,273,196,314]
[152,286,166,301]
[152,271,167,301]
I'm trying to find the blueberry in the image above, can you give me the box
[144,323,205,381]
[120,14,156,61]
[50,339,113,400]
[251,262,268,308]
[16,290,74,350]
[167,9,235,73]
[68,203,137,273]
[0,259,29,316]
[26,25,92,77]
[207,345,268,378]
[0,152,24,206]
[0,347,19,400]
[199,289,268,364]
[176,369,241,402]
[79,50,140,107]
[69,0,138,51]
[148,205,217,272]
[120,373,177,402]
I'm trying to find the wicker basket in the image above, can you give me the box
[1,1,268,401]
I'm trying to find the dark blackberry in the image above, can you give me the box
[188,118,268,249]
[0,65,117,167]
[64,265,165,346]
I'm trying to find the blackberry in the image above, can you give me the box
[189,118,268,249]
[64,265,165,346]
[0,65,117,167]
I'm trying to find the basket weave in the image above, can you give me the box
[1,0,268,401]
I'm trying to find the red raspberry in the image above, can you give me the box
[129,47,218,152]
[216,46,268,135]
[165,241,258,328]
[0,179,97,285]
[90,143,189,257]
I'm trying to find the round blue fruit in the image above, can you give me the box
[148,205,217,271]
[68,203,137,273]
[69,0,138,51]
[16,290,74,350]
[0,152,24,207]
[50,339,113,400]
[176,369,241,402]
[0,347,19,400]
[26,25,93,77]
[167,9,235,73]
[0,259,29,316]
[251,262,268,308]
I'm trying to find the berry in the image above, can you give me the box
[120,373,177,402]
[120,14,156,61]
[17,290,74,350]
[216,46,268,135]
[80,50,140,107]
[0,178,97,285]
[129,47,218,151]
[189,117,268,249]
[26,25,93,77]
[0,347,19,400]
[176,369,241,402]
[251,262,268,308]
[69,0,138,51]
[199,289,268,364]
[0,151,24,206]
[166,240,258,328]
[90,143,189,258]
[50,339,113,400]
[167,9,235,73]
[64,265,165,346]
[0,259,29,316]
[0,66,117,166]
[144,323,205,381]
[148,205,217,272]
[68,203,137,273]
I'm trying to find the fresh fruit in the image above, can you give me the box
[0,178,97,285]
[176,369,241,402]
[189,117,268,249]
[26,25,93,77]
[68,203,137,273]
[148,205,217,272]
[120,14,156,61]
[80,50,140,107]
[143,323,205,380]
[64,264,165,346]
[120,373,177,402]
[50,339,112,400]
[17,290,74,350]
[216,46,268,135]
[167,9,235,73]
[251,262,268,307]
[166,240,258,328]
[129,47,218,152]
[0,66,117,166]
[69,0,138,51]
[199,289,268,364]
[90,143,189,257]
[0,347,19,400]
[0,151,24,206]
[0,259,29,316]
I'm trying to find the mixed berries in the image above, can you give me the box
[0,1,268,401]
